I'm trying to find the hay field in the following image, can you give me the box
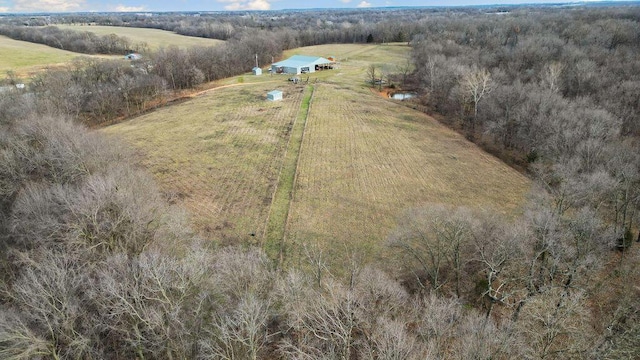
[286,82,530,267]
[0,35,87,78]
[278,44,530,266]
[103,81,305,244]
[104,43,531,267]
[55,25,224,50]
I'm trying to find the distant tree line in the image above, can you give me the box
[14,8,433,45]
[0,25,146,54]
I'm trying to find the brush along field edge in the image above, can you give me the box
[263,85,314,264]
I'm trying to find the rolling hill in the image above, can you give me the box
[103,43,531,267]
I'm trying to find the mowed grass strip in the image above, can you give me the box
[287,82,531,270]
[263,85,313,263]
[103,82,305,244]
[55,25,224,50]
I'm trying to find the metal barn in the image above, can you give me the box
[270,55,334,75]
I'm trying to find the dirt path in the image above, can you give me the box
[189,80,281,98]
[99,79,281,128]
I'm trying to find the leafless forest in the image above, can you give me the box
[1,4,639,359]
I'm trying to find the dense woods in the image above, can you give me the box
[1,4,640,359]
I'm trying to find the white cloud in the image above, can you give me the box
[224,3,238,10]
[12,0,86,12]
[218,0,271,11]
[341,0,352,3]
[357,1,371,7]
[0,7,9,12]
[115,5,146,12]
[249,0,271,9]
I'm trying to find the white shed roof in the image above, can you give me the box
[272,55,332,68]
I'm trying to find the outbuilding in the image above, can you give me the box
[124,53,142,60]
[252,67,262,76]
[267,90,283,101]
[271,55,334,75]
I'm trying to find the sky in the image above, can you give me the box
[0,0,632,13]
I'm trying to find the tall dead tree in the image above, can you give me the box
[460,66,492,134]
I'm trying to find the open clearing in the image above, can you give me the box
[104,43,531,267]
[55,25,225,50]
[0,35,101,78]
[287,82,530,268]
[104,81,305,245]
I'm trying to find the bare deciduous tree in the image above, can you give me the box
[201,294,272,360]
[389,205,474,297]
[366,64,379,88]
[517,289,595,359]
[367,318,429,360]
[460,66,492,132]
[541,62,564,93]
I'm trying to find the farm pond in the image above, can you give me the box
[390,92,417,100]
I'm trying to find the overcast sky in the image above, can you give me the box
[0,0,631,13]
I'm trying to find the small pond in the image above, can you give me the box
[390,92,417,100]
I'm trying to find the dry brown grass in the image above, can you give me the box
[104,43,531,268]
[0,35,115,78]
[103,82,306,244]
[286,81,531,267]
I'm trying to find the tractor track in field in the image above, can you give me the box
[262,84,315,265]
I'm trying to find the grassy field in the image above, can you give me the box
[103,43,531,268]
[286,81,530,268]
[103,81,305,245]
[55,25,224,50]
[0,35,96,78]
